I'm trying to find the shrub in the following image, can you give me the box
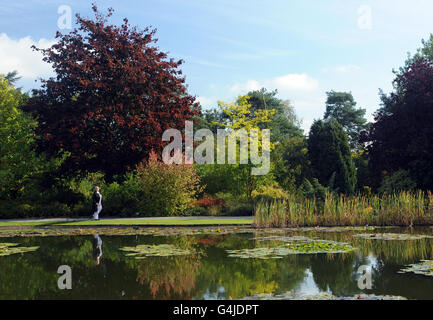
[40,202,71,217]
[301,178,327,202]
[102,178,141,217]
[379,170,417,194]
[184,206,207,216]
[194,196,224,209]
[134,153,204,216]
[252,183,289,203]
[227,203,254,216]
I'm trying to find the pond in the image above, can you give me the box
[0,226,432,300]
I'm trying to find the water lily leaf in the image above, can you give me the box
[227,240,356,259]
[0,243,39,256]
[398,260,433,277]
[353,233,433,241]
[254,236,313,242]
[119,244,194,259]
[240,291,406,300]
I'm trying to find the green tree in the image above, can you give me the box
[272,136,312,192]
[378,170,416,194]
[246,88,303,142]
[194,107,227,133]
[1,70,21,85]
[0,77,59,201]
[395,33,433,75]
[308,119,357,194]
[352,150,371,192]
[207,95,275,200]
[324,91,367,150]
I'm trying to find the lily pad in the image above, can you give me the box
[299,226,376,233]
[0,226,256,238]
[119,244,194,259]
[0,243,39,256]
[398,260,433,277]
[353,233,433,241]
[240,291,406,300]
[254,236,313,242]
[226,240,356,259]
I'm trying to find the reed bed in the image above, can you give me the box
[253,191,433,228]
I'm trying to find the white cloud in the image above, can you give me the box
[0,33,55,79]
[230,80,261,93]
[270,74,319,94]
[196,96,214,107]
[322,65,361,74]
[292,98,327,132]
[230,73,319,95]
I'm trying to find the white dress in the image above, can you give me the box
[93,193,102,220]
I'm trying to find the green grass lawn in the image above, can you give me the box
[0,221,62,227]
[0,217,253,227]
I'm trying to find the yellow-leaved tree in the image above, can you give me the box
[213,94,276,199]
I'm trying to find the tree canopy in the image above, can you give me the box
[362,57,433,190]
[21,5,199,179]
[0,76,59,200]
[323,91,367,150]
[0,71,21,86]
[245,88,303,142]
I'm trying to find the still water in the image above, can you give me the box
[0,226,432,300]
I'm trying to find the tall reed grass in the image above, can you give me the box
[254,191,433,228]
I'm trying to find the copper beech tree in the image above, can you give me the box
[22,5,199,179]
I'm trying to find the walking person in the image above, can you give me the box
[92,186,103,220]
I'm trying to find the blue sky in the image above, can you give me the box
[2,0,433,131]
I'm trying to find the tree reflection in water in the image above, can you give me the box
[0,228,431,299]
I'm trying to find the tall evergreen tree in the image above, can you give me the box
[324,91,367,150]
[308,119,356,194]
[3,71,21,85]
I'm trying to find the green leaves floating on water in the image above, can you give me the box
[226,240,356,259]
[119,244,194,259]
[0,226,255,238]
[299,226,376,233]
[354,233,433,241]
[0,243,39,256]
[398,260,433,277]
[240,291,407,300]
[284,240,356,254]
[226,247,289,259]
[0,225,381,239]
[254,236,313,242]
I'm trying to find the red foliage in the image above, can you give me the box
[194,196,224,209]
[21,5,199,179]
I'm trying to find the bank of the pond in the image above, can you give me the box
[0,216,254,227]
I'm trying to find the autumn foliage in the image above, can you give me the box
[22,5,199,178]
